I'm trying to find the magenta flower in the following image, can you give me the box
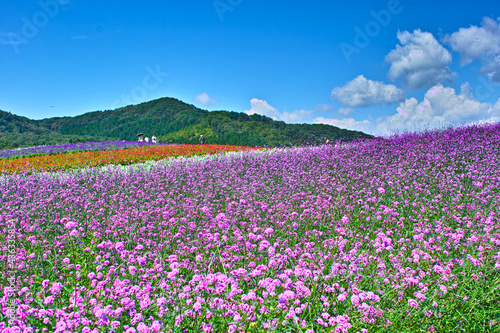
[408,299,418,308]
[43,295,55,305]
[115,242,125,251]
[136,322,150,333]
[64,221,78,229]
[150,321,162,332]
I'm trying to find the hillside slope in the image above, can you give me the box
[0,97,373,149]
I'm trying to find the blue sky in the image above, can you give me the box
[1,0,499,136]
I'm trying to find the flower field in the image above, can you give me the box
[0,141,176,160]
[0,144,258,174]
[1,123,500,332]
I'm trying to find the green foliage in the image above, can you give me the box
[0,97,374,149]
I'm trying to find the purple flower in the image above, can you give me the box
[115,242,125,251]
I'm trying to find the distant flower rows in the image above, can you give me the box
[0,143,260,173]
[0,123,499,332]
[0,141,177,159]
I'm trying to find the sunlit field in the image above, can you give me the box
[1,123,499,332]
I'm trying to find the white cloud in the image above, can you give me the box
[444,17,500,82]
[386,30,454,89]
[245,98,280,118]
[338,107,353,116]
[460,82,473,99]
[195,92,218,106]
[376,84,499,134]
[316,84,500,136]
[331,75,404,107]
[314,117,372,132]
[244,98,313,123]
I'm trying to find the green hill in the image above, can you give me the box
[0,97,373,149]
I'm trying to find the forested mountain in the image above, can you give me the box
[0,97,373,149]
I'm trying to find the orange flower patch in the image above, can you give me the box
[0,144,261,174]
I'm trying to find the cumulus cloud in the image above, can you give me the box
[331,75,404,107]
[386,30,454,89]
[376,84,499,134]
[444,17,500,82]
[245,98,280,118]
[195,92,218,106]
[316,84,500,136]
[244,98,313,123]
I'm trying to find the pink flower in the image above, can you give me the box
[150,321,162,333]
[408,299,418,308]
[175,314,184,326]
[414,291,426,301]
[140,297,151,310]
[49,282,63,294]
[156,297,166,307]
[137,322,150,333]
[64,221,78,229]
[131,313,143,325]
[115,242,125,251]
[193,301,202,312]
[377,187,386,194]
[439,285,447,294]
[43,295,55,305]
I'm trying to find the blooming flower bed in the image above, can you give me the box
[0,141,175,160]
[0,123,499,332]
[0,144,258,173]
